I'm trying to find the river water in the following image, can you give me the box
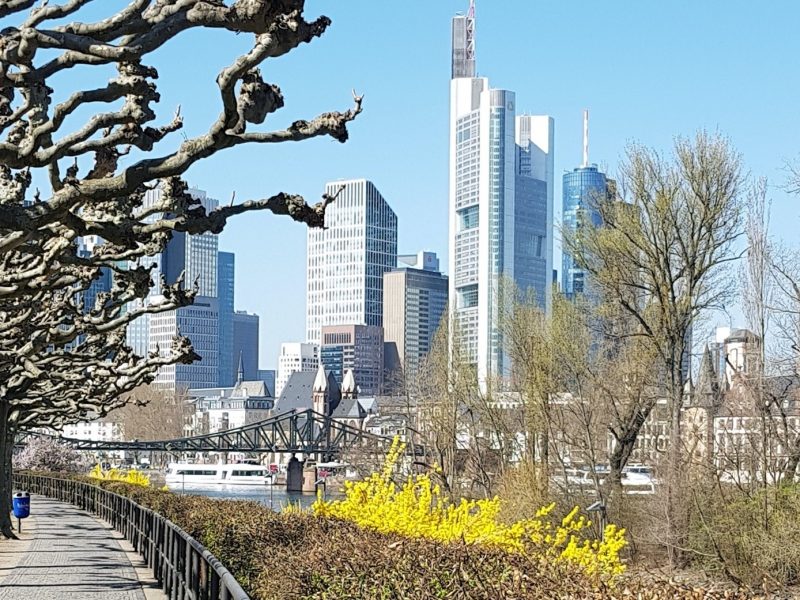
[164,482,337,511]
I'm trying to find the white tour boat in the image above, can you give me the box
[165,462,273,486]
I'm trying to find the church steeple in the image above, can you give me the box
[694,345,720,408]
[236,351,244,384]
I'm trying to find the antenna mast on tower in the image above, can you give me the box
[582,109,589,168]
[466,0,476,68]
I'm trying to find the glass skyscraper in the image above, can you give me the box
[449,2,554,386]
[127,186,223,392]
[217,251,235,386]
[306,179,398,345]
[232,310,259,381]
[561,168,607,298]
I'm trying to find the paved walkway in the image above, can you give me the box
[0,496,164,599]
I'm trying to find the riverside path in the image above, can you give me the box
[0,495,165,599]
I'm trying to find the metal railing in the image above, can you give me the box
[13,474,249,600]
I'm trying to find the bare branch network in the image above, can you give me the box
[0,1,362,436]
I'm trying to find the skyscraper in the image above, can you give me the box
[449,2,554,385]
[306,179,398,344]
[150,296,220,391]
[320,324,384,396]
[217,251,235,386]
[233,310,259,381]
[276,342,319,397]
[562,111,609,299]
[144,187,222,392]
[383,251,449,388]
[125,188,164,357]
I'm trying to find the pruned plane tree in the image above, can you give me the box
[0,0,363,537]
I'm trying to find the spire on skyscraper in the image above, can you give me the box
[451,1,476,79]
[582,109,590,168]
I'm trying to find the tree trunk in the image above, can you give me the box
[0,402,17,539]
[781,436,800,484]
[666,356,687,567]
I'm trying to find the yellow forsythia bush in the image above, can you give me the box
[89,464,151,487]
[313,437,626,579]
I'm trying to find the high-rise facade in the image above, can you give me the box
[320,324,384,396]
[232,310,259,381]
[150,296,220,391]
[126,188,164,357]
[306,179,398,344]
[257,369,276,396]
[562,111,609,299]
[217,251,235,386]
[141,187,223,392]
[449,2,554,385]
[276,342,319,397]
[383,252,449,388]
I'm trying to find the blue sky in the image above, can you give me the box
[31,1,800,369]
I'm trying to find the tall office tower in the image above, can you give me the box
[161,188,219,297]
[320,324,384,396]
[126,188,164,357]
[562,110,610,299]
[126,187,219,356]
[384,251,449,388]
[306,179,398,344]
[150,296,220,391]
[276,342,319,397]
[147,188,222,391]
[217,252,235,386]
[257,369,276,396]
[233,310,259,381]
[449,2,554,385]
[516,116,555,308]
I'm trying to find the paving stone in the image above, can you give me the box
[0,496,146,599]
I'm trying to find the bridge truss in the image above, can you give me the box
[24,409,405,460]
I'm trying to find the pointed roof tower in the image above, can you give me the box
[694,345,721,408]
[236,351,244,384]
[313,364,328,393]
[341,369,357,397]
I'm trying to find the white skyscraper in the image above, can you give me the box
[276,342,320,397]
[306,179,398,344]
[449,2,554,386]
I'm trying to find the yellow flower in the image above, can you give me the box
[311,436,627,580]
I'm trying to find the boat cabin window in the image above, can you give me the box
[176,469,217,476]
[231,470,264,477]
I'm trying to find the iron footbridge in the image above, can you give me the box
[26,409,409,459]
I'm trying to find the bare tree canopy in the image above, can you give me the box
[566,131,744,565]
[0,0,362,537]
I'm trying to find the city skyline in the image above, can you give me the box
[166,1,800,370]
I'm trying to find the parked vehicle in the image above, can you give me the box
[552,465,656,495]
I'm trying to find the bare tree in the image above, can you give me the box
[108,385,193,442]
[0,0,362,537]
[567,132,744,564]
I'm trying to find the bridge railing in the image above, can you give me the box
[13,473,249,600]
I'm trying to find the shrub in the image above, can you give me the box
[88,464,150,487]
[690,483,800,587]
[18,473,769,599]
[313,438,627,579]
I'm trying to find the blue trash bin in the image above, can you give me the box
[12,491,30,531]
